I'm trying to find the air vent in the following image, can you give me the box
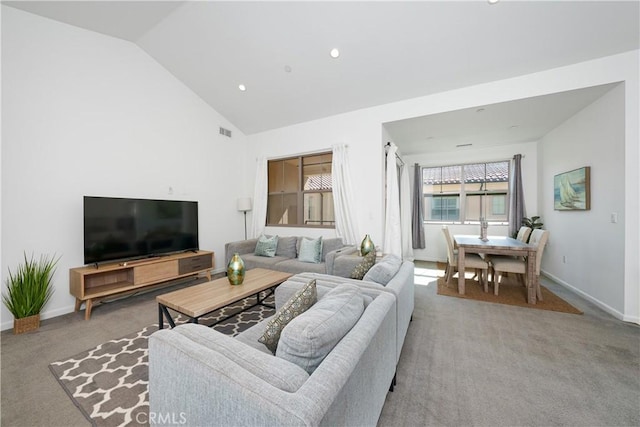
[219,127,232,138]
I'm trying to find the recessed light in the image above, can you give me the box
[238,84,246,91]
[284,65,292,73]
[330,48,340,58]
[509,125,519,129]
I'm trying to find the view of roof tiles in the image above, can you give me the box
[423,162,509,184]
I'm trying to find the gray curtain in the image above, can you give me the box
[412,163,426,249]
[508,154,525,237]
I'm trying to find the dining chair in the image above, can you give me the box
[487,226,532,285]
[491,229,549,299]
[442,226,490,292]
[516,226,532,243]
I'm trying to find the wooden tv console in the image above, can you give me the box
[69,250,214,320]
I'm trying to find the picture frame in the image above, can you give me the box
[554,166,590,211]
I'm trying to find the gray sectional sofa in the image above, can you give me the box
[149,282,397,426]
[150,236,415,426]
[224,236,357,275]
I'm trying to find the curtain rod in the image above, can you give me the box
[385,142,405,166]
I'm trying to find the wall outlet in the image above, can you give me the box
[611,212,618,223]
[562,255,567,264]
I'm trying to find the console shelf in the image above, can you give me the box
[70,250,214,319]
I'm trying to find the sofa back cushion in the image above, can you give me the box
[363,254,402,285]
[276,236,298,259]
[276,283,365,374]
[321,238,345,260]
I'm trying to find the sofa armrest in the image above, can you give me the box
[381,261,415,359]
[330,252,365,278]
[325,246,358,276]
[224,238,259,265]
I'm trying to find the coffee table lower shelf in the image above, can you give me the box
[155,268,292,330]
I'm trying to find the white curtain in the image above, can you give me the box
[383,143,402,257]
[250,157,268,239]
[400,162,414,261]
[331,144,359,245]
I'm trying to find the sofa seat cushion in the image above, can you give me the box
[363,254,402,285]
[259,279,317,353]
[240,254,290,270]
[276,283,365,374]
[285,272,386,292]
[275,259,327,274]
[235,317,273,354]
[171,324,309,392]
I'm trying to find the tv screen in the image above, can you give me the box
[84,196,199,265]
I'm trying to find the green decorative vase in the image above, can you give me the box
[360,234,375,256]
[227,253,245,285]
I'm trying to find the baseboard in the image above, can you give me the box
[542,270,628,322]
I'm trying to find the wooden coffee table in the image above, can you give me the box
[157,268,292,329]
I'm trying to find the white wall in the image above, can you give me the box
[246,50,639,323]
[0,7,249,329]
[404,141,539,263]
[539,84,626,316]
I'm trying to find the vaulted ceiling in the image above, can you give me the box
[4,1,639,150]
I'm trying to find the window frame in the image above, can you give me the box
[266,152,335,228]
[422,160,510,225]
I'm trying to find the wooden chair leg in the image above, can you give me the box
[535,275,543,301]
[483,269,488,293]
[494,273,501,295]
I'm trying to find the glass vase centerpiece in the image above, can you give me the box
[479,218,489,242]
[360,234,375,256]
[227,253,245,285]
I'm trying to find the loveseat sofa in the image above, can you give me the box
[149,282,397,426]
[224,236,357,275]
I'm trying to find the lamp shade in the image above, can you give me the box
[237,197,252,212]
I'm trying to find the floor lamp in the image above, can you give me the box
[237,197,252,240]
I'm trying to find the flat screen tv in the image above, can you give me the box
[84,196,199,265]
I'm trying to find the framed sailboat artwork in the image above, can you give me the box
[554,167,591,211]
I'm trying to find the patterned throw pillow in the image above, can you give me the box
[258,279,317,353]
[255,234,278,257]
[298,236,323,263]
[350,251,376,280]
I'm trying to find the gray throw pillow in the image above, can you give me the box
[276,236,298,258]
[276,283,365,374]
[255,234,278,257]
[363,254,402,285]
[298,236,323,263]
[350,251,376,280]
[258,279,317,353]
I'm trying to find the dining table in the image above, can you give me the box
[453,234,539,304]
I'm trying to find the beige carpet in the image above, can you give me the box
[437,275,583,315]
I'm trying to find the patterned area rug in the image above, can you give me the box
[49,293,275,427]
